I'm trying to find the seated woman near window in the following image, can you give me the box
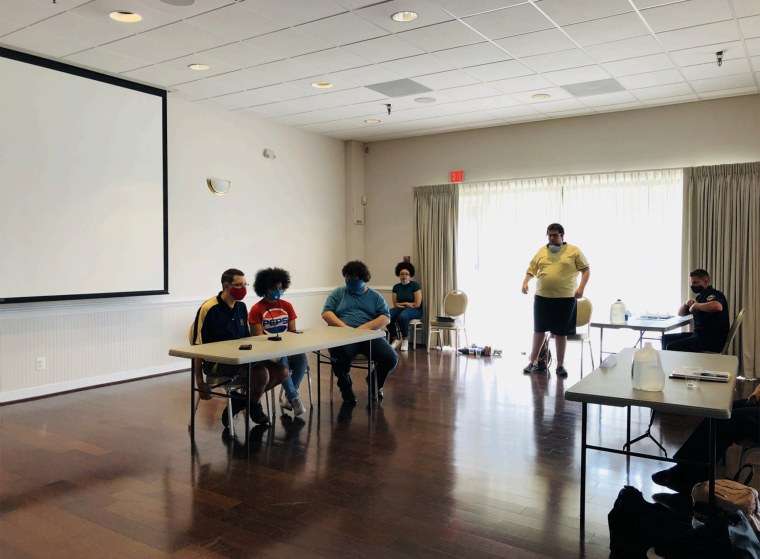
[389,262,423,351]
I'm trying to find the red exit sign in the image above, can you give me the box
[450,170,464,183]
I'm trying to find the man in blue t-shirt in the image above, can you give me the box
[322,260,398,403]
[661,268,730,353]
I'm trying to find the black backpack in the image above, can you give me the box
[537,335,552,370]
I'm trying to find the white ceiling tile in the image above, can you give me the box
[533,98,587,112]
[141,21,229,58]
[521,48,595,73]
[668,41,744,67]
[121,64,188,88]
[243,28,334,59]
[207,90,273,110]
[63,48,148,74]
[34,12,134,46]
[464,4,554,40]
[438,82,503,101]
[291,48,372,75]
[749,38,760,57]
[733,0,760,17]
[429,0,531,18]
[602,53,675,77]
[414,69,481,89]
[200,42,280,70]
[681,58,752,81]
[246,101,311,117]
[380,54,456,77]
[342,35,426,63]
[463,59,534,81]
[271,111,342,126]
[297,12,389,46]
[240,0,345,27]
[584,35,664,63]
[537,0,633,26]
[355,0,454,33]
[617,68,685,88]
[296,88,387,111]
[509,86,574,103]
[590,101,643,113]
[580,91,639,106]
[398,20,484,52]
[252,59,319,83]
[1,0,72,26]
[171,79,231,101]
[331,64,405,86]
[495,28,577,58]
[640,0,734,33]
[432,42,511,68]
[635,89,698,104]
[285,75,360,94]
[185,4,285,42]
[98,33,181,65]
[152,54,241,85]
[144,0,232,19]
[698,85,759,98]
[489,74,556,94]
[319,101,387,119]
[542,65,612,85]
[628,81,695,100]
[248,82,314,102]
[564,13,650,46]
[739,15,760,38]
[1,27,93,57]
[71,0,180,32]
[657,21,740,51]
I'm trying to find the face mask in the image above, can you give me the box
[548,244,561,254]
[345,278,366,295]
[690,285,704,294]
[400,279,410,285]
[267,289,282,301]
[229,286,247,301]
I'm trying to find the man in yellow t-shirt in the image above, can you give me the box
[521,223,590,377]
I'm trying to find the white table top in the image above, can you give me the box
[169,325,384,365]
[590,315,692,332]
[565,348,738,419]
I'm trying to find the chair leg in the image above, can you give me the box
[306,365,313,408]
[226,389,235,438]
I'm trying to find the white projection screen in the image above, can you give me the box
[0,48,167,303]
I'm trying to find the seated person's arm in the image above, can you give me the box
[356,314,390,330]
[322,310,348,327]
[748,384,760,405]
[192,358,211,400]
[412,289,422,309]
[288,319,298,332]
[392,292,403,308]
[678,298,696,316]
[250,323,264,336]
[690,300,723,313]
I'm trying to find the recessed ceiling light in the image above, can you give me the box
[188,63,210,71]
[415,97,436,104]
[109,11,142,23]
[311,81,333,89]
[531,93,552,100]
[365,119,381,125]
[160,0,196,5]
[391,11,418,22]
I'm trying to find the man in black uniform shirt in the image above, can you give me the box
[661,268,729,353]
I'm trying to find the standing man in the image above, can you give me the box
[322,260,399,403]
[521,223,590,377]
[661,268,729,353]
[191,268,288,429]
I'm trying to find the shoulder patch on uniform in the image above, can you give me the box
[706,295,715,301]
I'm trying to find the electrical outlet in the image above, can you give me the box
[36,356,46,370]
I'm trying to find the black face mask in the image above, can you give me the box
[690,285,705,294]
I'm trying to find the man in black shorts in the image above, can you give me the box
[521,223,590,377]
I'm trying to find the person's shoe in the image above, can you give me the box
[556,365,568,377]
[290,396,306,416]
[523,362,541,374]
[340,387,357,404]
[651,466,702,495]
[279,390,293,412]
[220,396,246,427]
[400,340,409,351]
[251,403,270,426]
[391,339,401,350]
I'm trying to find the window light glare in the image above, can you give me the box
[311,81,333,89]
[188,63,210,71]
[109,11,142,23]
[365,119,381,125]
[391,11,418,22]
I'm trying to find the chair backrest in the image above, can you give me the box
[576,298,593,327]
[721,308,745,355]
[443,290,468,317]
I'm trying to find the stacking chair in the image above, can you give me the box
[317,352,378,403]
[428,290,468,351]
[550,297,595,376]
[408,319,423,349]
[719,308,744,355]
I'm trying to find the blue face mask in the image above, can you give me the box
[345,278,366,295]
[267,289,282,301]
[548,244,562,253]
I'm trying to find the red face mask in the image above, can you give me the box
[229,286,247,301]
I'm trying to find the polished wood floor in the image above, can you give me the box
[1,347,757,559]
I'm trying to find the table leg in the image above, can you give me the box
[580,403,587,536]
[708,418,716,507]
[244,363,251,450]
[190,362,195,440]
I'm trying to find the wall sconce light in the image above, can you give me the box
[262,148,277,160]
[206,178,231,195]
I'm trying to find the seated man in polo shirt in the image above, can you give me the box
[191,268,287,429]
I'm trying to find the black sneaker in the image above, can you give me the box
[651,466,702,495]
[556,365,568,377]
[523,363,541,374]
[251,403,270,426]
[220,397,246,427]
[340,387,357,404]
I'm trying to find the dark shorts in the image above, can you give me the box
[534,295,576,336]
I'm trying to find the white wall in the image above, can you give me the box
[363,94,760,286]
[0,97,347,402]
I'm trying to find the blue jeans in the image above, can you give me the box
[279,353,307,401]
[328,338,398,391]
[389,307,422,339]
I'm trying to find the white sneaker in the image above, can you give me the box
[290,396,306,416]
[279,390,293,411]
[400,340,409,351]
[391,339,401,350]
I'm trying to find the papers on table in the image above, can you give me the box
[638,313,675,319]
[669,367,732,383]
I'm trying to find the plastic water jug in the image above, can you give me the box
[610,299,627,324]
[632,343,665,391]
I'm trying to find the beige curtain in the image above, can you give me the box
[413,184,458,345]
[683,162,760,378]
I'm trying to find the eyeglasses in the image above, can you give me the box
[229,282,249,288]
[547,233,562,238]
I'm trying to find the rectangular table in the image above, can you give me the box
[169,325,384,447]
[565,348,738,534]
[591,315,693,357]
